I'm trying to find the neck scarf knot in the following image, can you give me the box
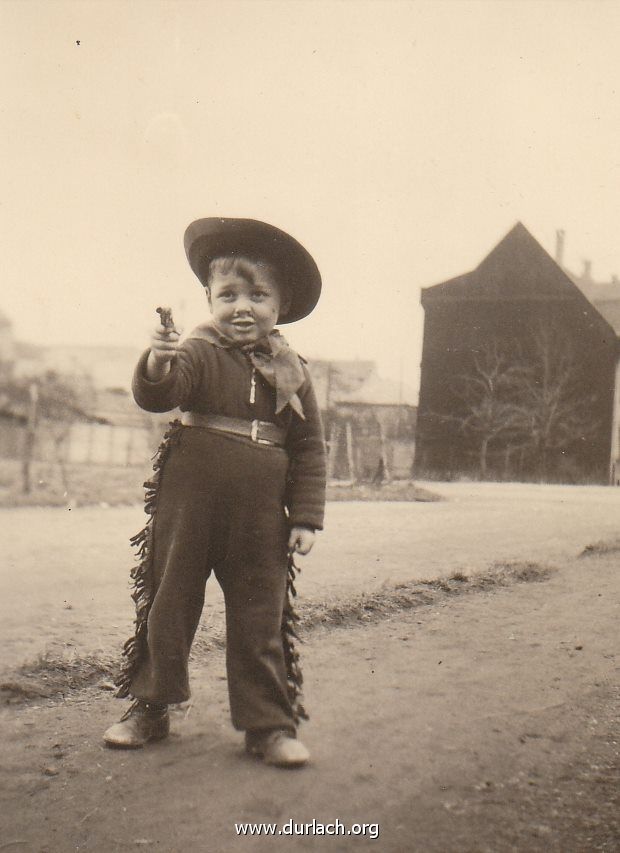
[187,323,306,419]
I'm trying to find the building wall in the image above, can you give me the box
[610,360,620,485]
[415,299,617,483]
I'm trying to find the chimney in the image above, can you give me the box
[582,259,592,280]
[555,229,565,266]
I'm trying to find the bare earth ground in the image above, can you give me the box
[1,481,620,670]
[0,482,619,851]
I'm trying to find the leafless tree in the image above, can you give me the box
[436,328,599,481]
[509,326,599,479]
[446,341,528,478]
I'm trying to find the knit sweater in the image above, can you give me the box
[132,339,327,530]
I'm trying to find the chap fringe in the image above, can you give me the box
[282,551,309,723]
[115,420,183,699]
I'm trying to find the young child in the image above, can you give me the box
[104,218,326,767]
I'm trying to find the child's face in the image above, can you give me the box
[207,264,282,344]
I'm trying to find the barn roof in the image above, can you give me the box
[423,223,584,302]
[421,222,618,338]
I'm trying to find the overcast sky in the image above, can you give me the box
[3,0,620,393]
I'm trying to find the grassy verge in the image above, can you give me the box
[578,538,620,558]
[326,481,443,502]
[0,472,445,508]
[0,651,117,705]
[0,461,146,508]
[0,560,554,706]
[298,560,555,630]
[0,457,442,507]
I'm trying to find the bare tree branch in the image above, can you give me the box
[431,324,599,480]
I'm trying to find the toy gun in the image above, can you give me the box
[156,306,175,331]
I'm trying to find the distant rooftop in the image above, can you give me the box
[335,371,417,407]
[562,262,620,335]
[35,344,142,391]
[306,359,375,410]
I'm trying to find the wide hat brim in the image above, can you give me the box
[184,217,322,324]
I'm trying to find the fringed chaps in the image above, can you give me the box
[115,420,184,699]
[282,551,309,723]
[116,418,308,726]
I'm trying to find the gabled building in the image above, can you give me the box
[414,222,620,484]
[306,359,375,412]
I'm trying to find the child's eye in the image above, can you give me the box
[251,291,269,301]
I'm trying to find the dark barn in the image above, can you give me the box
[414,223,620,484]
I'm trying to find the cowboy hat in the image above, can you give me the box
[184,217,322,324]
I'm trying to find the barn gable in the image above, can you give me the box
[423,223,617,336]
[415,222,620,484]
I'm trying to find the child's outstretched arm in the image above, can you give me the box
[132,308,200,413]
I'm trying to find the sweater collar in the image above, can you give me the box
[187,322,306,419]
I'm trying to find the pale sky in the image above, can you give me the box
[2,0,620,394]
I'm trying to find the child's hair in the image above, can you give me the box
[207,255,292,312]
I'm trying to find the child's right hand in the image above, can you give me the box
[149,323,181,365]
[146,323,181,380]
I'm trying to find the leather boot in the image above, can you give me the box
[245,729,310,767]
[104,700,169,749]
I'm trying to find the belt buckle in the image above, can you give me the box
[251,419,274,445]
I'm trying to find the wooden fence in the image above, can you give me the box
[0,419,153,468]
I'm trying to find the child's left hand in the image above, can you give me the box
[288,526,315,556]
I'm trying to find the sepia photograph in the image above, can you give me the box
[1,0,619,850]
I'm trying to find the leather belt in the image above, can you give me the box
[181,412,286,447]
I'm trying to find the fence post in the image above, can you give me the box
[345,420,356,483]
[377,417,391,483]
[126,428,134,467]
[108,424,115,465]
[326,421,339,480]
[21,382,38,494]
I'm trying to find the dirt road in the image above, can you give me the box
[1,544,618,851]
[2,481,620,671]
[1,483,619,850]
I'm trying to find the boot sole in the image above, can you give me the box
[264,755,309,768]
[245,744,309,768]
[104,730,169,750]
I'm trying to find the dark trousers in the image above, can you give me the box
[130,428,295,734]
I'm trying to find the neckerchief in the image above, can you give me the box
[187,322,306,419]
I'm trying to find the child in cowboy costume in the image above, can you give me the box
[104,218,326,767]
